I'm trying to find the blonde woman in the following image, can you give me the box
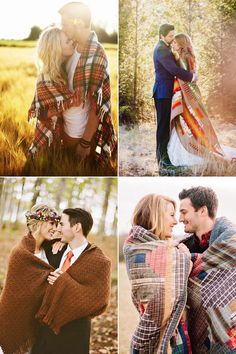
[124,194,192,354]
[28,26,77,157]
[168,33,236,166]
[0,204,63,354]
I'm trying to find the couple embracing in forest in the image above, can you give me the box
[153,23,236,174]
[0,204,111,354]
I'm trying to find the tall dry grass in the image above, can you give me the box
[0,44,118,176]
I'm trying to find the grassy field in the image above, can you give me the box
[119,121,236,176]
[0,44,118,176]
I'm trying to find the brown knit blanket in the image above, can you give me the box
[35,243,111,334]
[0,235,111,354]
[0,234,54,354]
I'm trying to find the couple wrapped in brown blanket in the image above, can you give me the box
[0,233,111,354]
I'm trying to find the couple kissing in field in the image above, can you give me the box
[27,2,116,173]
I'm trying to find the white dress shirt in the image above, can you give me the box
[34,249,49,264]
[58,242,88,270]
[63,50,90,138]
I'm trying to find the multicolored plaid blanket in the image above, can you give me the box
[28,31,116,165]
[187,217,236,353]
[170,57,224,160]
[124,226,192,353]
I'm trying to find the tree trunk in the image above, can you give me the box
[14,178,26,224]
[134,0,139,108]
[55,178,66,210]
[31,178,43,207]
[97,179,112,236]
[112,205,118,237]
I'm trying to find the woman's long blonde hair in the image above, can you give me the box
[26,204,57,237]
[174,33,196,70]
[132,194,176,240]
[37,26,66,84]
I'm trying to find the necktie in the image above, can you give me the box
[61,250,74,272]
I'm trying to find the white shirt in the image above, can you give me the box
[58,242,88,270]
[34,249,49,264]
[63,50,90,138]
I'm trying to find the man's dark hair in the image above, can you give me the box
[159,23,175,38]
[59,2,91,28]
[179,186,218,219]
[63,208,93,237]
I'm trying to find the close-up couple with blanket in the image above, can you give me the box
[124,186,236,353]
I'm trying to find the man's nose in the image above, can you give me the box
[179,214,183,222]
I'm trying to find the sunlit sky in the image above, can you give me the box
[0,0,118,39]
[119,177,236,236]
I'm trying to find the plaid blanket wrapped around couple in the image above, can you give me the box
[187,217,236,353]
[28,31,116,165]
[124,226,192,354]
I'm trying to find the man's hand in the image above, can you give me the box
[76,144,91,159]
[177,243,191,258]
[47,270,63,285]
[192,72,198,82]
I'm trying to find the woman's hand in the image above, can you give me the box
[52,241,65,255]
[171,49,180,61]
[47,270,63,285]
[76,144,91,159]
[177,243,191,258]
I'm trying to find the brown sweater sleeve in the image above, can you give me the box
[35,253,111,334]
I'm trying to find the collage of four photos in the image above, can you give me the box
[0,0,235,353]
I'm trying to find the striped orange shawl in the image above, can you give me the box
[171,57,224,160]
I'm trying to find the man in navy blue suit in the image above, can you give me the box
[153,23,197,169]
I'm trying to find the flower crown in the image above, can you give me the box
[25,210,61,224]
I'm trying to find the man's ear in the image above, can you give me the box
[74,222,82,233]
[200,206,208,216]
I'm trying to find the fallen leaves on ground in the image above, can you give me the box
[90,283,117,354]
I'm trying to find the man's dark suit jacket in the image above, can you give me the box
[31,239,91,354]
[153,40,193,99]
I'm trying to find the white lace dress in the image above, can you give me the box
[168,127,236,166]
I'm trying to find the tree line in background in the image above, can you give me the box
[120,0,236,125]
[26,24,118,43]
[0,178,117,237]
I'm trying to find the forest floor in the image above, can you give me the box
[119,119,236,176]
[119,262,139,354]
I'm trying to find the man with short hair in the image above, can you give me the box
[179,186,218,253]
[178,186,236,352]
[153,23,196,169]
[32,207,111,354]
[59,2,116,165]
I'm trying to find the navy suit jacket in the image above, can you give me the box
[153,40,193,99]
